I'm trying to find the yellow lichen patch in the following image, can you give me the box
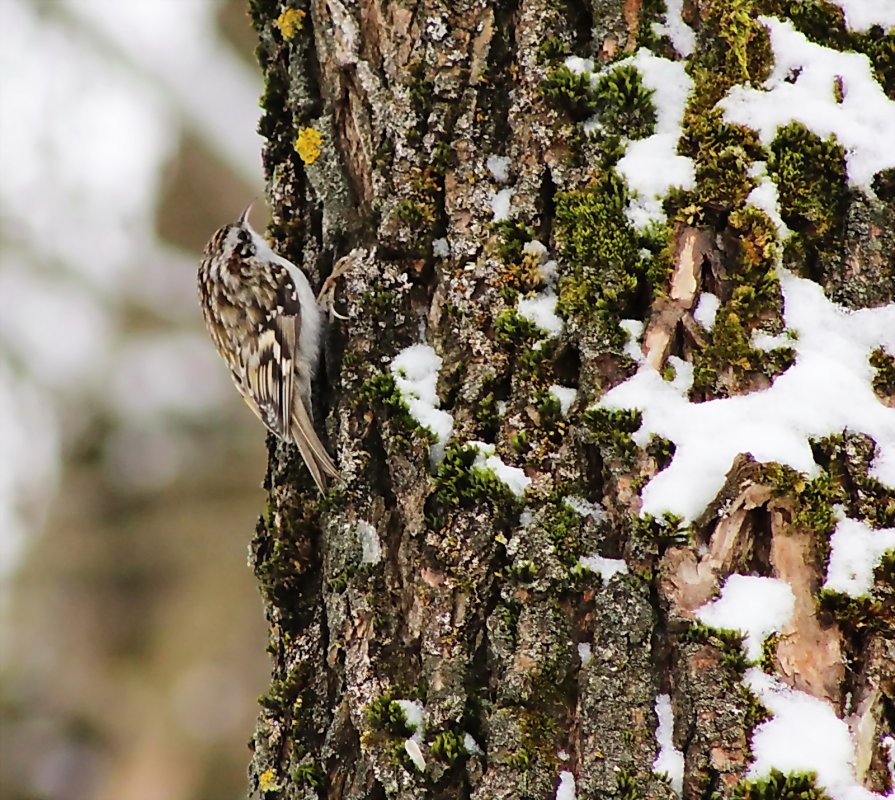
[294,127,323,166]
[258,769,280,792]
[275,8,306,40]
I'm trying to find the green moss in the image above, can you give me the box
[690,206,793,397]
[505,749,532,768]
[361,372,436,444]
[493,219,536,264]
[740,684,772,731]
[373,136,395,168]
[637,0,675,53]
[291,762,325,788]
[429,730,465,763]
[645,435,676,471]
[582,406,642,462]
[504,559,538,585]
[365,694,413,737]
[769,123,847,241]
[510,429,531,455]
[701,0,772,86]
[538,36,568,63]
[731,769,830,800]
[543,65,599,121]
[760,463,843,535]
[535,388,563,423]
[394,197,435,228]
[870,347,895,400]
[554,174,643,328]
[430,444,524,524]
[683,622,749,673]
[614,768,641,800]
[818,589,890,636]
[475,390,500,434]
[542,500,586,567]
[810,434,895,528]
[759,632,780,672]
[493,308,550,379]
[592,65,657,141]
[632,512,689,549]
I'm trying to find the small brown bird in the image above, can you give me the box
[197,206,341,493]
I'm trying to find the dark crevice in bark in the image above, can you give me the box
[745,508,772,575]
[302,11,327,121]
[562,0,595,53]
[489,0,521,150]
[537,167,557,245]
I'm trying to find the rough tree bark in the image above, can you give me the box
[243,1,895,798]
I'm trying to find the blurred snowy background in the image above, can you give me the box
[0,1,273,798]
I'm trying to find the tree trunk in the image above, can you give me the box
[244,1,895,798]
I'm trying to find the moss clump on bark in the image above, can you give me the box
[683,622,750,673]
[731,768,830,799]
[360,372,437,448]
[769,123,848,240]
[582,406,642,462]
[554,174,642,325]
[869,347,895,400]
[430,444,524,523]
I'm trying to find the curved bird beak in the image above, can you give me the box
[238,203,253,225]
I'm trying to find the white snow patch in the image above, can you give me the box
[404,738,426,771]
[396,699,425,735]
[486,154,511,183]
[719,17,895,188]
[540,258,559,285]
[433,237,450,258]
[745,668,886,800]
[468,441,531,497]
[615,51,696,230]
[693,292,720,331]
[653,694,684,796]
[620,318,645,363]
[556,771,577,800]
[750,329,791,353]
[828,0,895,32]
[523,239,548,260]
[517,291,564,337]
[824,517,895,598]
[578,554,629,582]
[577,642,593,665]
[651,0,695,57]
[666,355,694,395]
[597,270,895,522]
[696,575,795,661]
[391,344,454,463]
[464,732,484,756]
[564,56,595,75]
[747,162,791,240]
[563,495,607,522]
[549,384,577,416]
[885,736,895,787]
[490,188,513,221]
[357,520,382,565]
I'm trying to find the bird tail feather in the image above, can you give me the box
[289,400,342,494]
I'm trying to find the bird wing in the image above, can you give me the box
[236,265,302,440]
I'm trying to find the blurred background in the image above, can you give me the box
[0,1,274,798]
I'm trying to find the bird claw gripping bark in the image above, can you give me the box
[197,204,342,494]
[316,258,352,321]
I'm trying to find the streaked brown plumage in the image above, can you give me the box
[197,206,341,493]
